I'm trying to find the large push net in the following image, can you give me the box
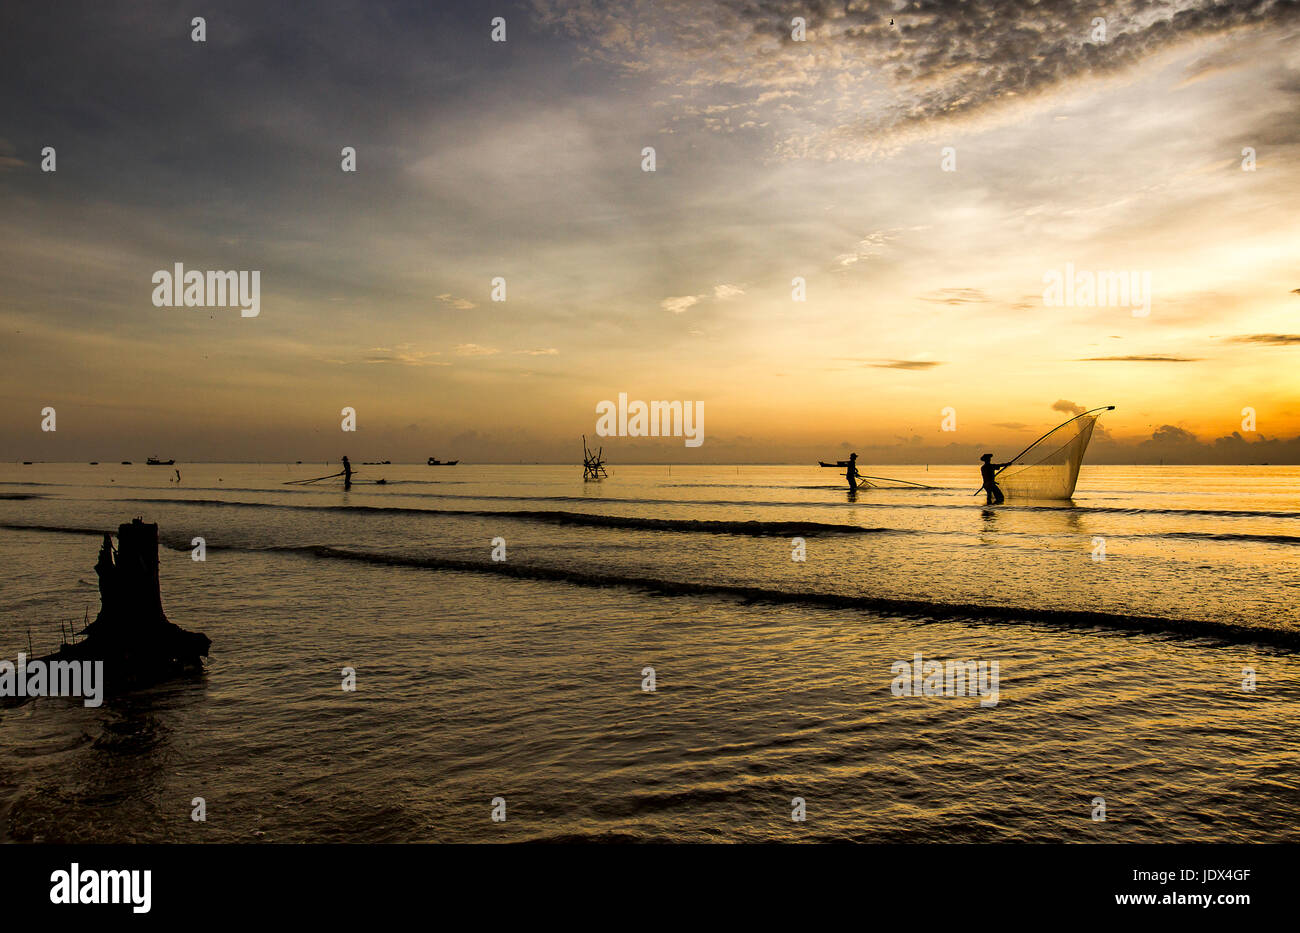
[997,407,1110,500]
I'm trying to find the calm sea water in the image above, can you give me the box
[0,462,1297,842]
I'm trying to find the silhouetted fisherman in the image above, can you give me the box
[845,452,860,490]
[979,453,1011,505]
[342,455,353,490]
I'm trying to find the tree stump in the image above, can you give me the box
[57,518,210,688]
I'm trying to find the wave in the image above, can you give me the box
[18,485,1294,518]
[68,493,1300,522]
[0,522,109,536]
[662,482,934,492]
[8,498,1297,545]
[108,499,887,536]
[3,505,884,538]
[1164,531,1300,546]
[1063,505,1300,520]
[481,512,883,537]
[5,522,1297,649]
[269,545,1300,651]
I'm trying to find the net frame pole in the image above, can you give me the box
[970,405,1114,495]
[994,405,1114,479]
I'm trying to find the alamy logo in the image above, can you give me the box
[152,263,260,317]
[1042,262,1150,317]
[595,392,704,447]
[50,863,151,913]
[0,654,104,707]
[890,652,999,707]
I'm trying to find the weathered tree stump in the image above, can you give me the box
[54,518,210,688]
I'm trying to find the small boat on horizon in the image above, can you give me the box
[427,457,459,465]
[146,457,175,465]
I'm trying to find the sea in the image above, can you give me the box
[0,462,1297,843]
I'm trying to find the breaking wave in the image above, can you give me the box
[4,521,1299,649]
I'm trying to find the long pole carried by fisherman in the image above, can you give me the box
[284,469,346,485]
[857,474,933,488]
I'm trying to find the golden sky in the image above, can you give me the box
[2,1,1298,462]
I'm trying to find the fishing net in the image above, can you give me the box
[997,409,1107,499]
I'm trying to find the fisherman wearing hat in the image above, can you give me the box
[979,453,1010,505]
[845,452,861,491]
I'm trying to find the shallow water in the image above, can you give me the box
[0,463,1297,842]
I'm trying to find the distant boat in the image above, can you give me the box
[22,461,32,465]
[146,457,175,465]
[89,461,99,465]
[427,458,459,465]
[362,460,391,465]
[121,461,132,465]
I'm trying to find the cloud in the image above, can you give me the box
[530,0,1295,161]
[663,286,743,312]
[867,359,945,370]
[353,347,448,366]
[661,295,701,314]
[1175,44,1254,88]
[920,288,989,305]
[435,293,476,311]
[1145,424,1200,446]
[994,422,1030,430]
[836,232,896,266]
[1230,334,1300,345]
[1052,399,1086,416]
[454,344,499,356]
[1078,355,1201,362]
[513,347,559,355]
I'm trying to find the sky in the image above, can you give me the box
[2,0,1298,463]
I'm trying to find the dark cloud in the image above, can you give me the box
[1148,424,1199,445]
[1112,426,1300,463]
[1228,334,1300,345]
[531,0,1300,157]
[868,359,945,370]
[1078,355,1201,362]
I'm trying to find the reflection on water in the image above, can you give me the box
[2,674,208,842]
[77,676,209,801]
[0,463,1298,842]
